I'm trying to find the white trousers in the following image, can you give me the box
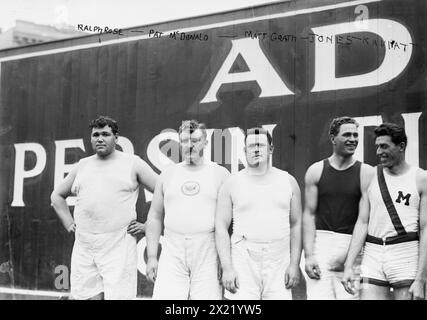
[304,230,361,300]
[225,234,292,300]
[152,229,222,300]
[70,227,137,300]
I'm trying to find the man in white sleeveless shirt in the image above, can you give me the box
[145,120,230,299]
[215,127,303,299]
[51,116,158,299]
[342,123,427,299]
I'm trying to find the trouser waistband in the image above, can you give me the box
[366,232,419,245]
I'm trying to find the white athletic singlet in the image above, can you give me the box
[163,161,226,234]
[72,152,140,234]
[367,166,420,238]
[231,167,293,241]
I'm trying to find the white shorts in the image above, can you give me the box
[225,234,292,300]
[152,229,222,300]
[304,230,361,300]
[361,240,418,288]
[70,227,137,300]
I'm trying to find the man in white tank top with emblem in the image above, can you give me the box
[215,127,303,299]
[51,116,158,299]
[342,123,427,300]
[145,120,230,299]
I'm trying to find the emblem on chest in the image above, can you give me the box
[181,181,201,196]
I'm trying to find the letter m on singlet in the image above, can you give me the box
[395,191,411,206]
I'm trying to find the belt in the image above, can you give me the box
[366,232,419,246]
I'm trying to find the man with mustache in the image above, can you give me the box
[215,127,302,299]
[145,119,230,299]
[342,123,427,300]
[51,116,158,299]
[303,116,374,299]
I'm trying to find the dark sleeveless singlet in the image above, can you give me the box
[315,159,362,235]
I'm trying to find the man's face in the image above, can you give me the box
[332,123,359,156]
[375,135,404,168]
[179,129,207,164]
[91,125,117,157]
[245,133,272,168]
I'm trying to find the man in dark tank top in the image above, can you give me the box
[302,116,374,299]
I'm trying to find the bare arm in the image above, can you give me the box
[409,170,427,299]
[50,166,77,232]
[135,157,158,193]
[289,175,303,267]
[285,175,303,289]
[302,162,322,279]
[127,158,159,237]
[342,164,374,294]
[215,178,238,293]
[302,163,320,258]
[145,171,166,282]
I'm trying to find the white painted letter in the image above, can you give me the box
[117,136,134,154]
[54,139,85,206]
[200,38,293,103]
[353,115,383,162]
[12,143,47,207]
[402,112,421,167]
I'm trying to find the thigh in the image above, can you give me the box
[393,286,413,300]
[305,269,335,300]
[384,242,418,285]
[189,236,222,300]
[70,240,104,300]
[100,232,138,300]
[360,283,392,300]
[153,237,190,300]
[224,241,261,300]
[263,251,292,300]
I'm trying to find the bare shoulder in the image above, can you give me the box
[360,163,375,188]
[360,162,375,174]
[416,168,427,194]
[160,163,177,180]
[305,160,323,184]
[132,154,150,169]
[74,155,95,172]
[212,162,231,179]
[287,173,301,194]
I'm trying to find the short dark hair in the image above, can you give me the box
[89,116,119,135]
[374,122,407,146]
[329,116,358,136]
[244,127,273,146]
[179,119,207,139]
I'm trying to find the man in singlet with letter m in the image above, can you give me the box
[342,123,427,300]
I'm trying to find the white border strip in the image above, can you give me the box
[0,0,381,63]
[0,287,68,298]
[0,287,151,299]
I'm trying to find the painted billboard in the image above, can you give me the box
[0,0,425,297]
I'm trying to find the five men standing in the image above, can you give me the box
[52,116,427,300]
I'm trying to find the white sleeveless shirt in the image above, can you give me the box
[163,161,225,234]
[367,166,420,238]
[72,152,139,233]
[230,167,293,241]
